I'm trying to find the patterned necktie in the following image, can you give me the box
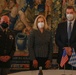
[68,22,71,40]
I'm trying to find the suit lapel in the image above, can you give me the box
[64,21,68,40]
[70,20,76,39]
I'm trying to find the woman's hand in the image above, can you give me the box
[33,59,38,68]
[45,60,51,69]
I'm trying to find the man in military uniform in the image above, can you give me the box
[0,15,16,75]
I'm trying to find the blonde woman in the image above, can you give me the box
[28,15,53,70]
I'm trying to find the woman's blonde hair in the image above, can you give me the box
[33,15,51,30]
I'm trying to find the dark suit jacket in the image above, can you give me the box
[55,20,76,63]
[28,29,53,61]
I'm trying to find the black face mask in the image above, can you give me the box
[1,22,8,29]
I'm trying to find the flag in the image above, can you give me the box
[68,48,76,67]
[60,50,68,67]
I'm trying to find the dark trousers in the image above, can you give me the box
[30,57,48,70]
[0,68,10,75]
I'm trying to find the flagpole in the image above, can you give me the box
[63,65,66,75]
[62,65,66,75]
[70,66,73,75]
[60,49,68,75]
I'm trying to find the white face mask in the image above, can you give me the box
[66,14,74,21]
[38,22,44,28]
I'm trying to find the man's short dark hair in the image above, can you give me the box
[66,6,75,11]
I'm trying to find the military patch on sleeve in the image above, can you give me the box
[9,35,14,40]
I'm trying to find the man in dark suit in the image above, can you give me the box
[55,6,76,70]
[0,15,16,75]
